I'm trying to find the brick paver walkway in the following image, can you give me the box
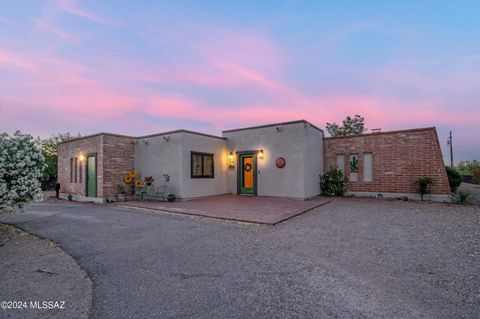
[116,195,331,224]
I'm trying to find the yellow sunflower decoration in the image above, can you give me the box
[135,179,143,188]
[129,169,137,178]
[124,175,133,183]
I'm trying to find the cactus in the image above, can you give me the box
[350,157,359,172]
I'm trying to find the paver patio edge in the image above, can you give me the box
[115,199,332,225]
[273,199,332,225]
[115,205,277,225]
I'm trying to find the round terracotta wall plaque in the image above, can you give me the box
[275,157,286,168]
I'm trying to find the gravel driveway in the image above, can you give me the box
[0,224,92,319]
[1,199,479,318]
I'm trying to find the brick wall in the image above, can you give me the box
[102,135,135,198]
[57,133,134,199]
[323,128,450,195]
[57,134,104,197]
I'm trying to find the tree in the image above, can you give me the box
[457,160,479,175]
[446,166,461,193]
[37,132,80,190]
[1,131,45,215]
[326,114,367,137]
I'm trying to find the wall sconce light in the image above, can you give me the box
[78,154,85,162]
[258,149,264,159]
[163,135,170,142]
[227,151,235,168]
[142,139,149,145]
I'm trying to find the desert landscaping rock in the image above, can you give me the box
[1,199,479,318]
[0,224,92,319]
[458,183,480,205]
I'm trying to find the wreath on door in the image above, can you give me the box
[244,163,253,172]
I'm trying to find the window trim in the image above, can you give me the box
[74,157,78,183]
[70,158,73,183]
[191,151,215,179]
[79,161,83,183]
[336,154,345,173]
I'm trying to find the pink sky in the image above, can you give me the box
[0,0,479,162]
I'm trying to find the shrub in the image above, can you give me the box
[453,191,472,205]
[457,160,479,176]
[37,132,80,190]
[320,168,348,196]
[473,167,480,184]
[446,166,462,192]
[415,177,434,200]
[0,131,45,214]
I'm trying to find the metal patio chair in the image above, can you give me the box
[154,184,167,201]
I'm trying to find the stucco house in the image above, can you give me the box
[58,120,451,203]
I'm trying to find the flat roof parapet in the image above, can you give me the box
[222,119,323,134]
[138,129,226,140]
[323,127,436,139]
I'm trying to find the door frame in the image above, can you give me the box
[237,150,258,196]
[85,152,97,197]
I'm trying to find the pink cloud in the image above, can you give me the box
[0,49,38,71]
[197,30,283,69]
[0,49,137,126]
[34,18,75,41]
[54,0,117,26]
[1,23,478,151]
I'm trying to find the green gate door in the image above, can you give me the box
[86,155,96,197]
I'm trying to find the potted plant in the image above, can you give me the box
[415,177,434,200]
[348,155,360,182]
[117,184,126,202]
[163,174,176,202]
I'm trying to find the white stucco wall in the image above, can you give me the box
[135,131,227,199]
[134,132,184,197]
[135,121,323,200]
[180,132,227,199]
[303,125,323,198]
[223,121,322,199]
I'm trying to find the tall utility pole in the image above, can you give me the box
[447,131,453,167]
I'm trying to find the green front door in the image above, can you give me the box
[239,154,255,195]
[86,155,96,197]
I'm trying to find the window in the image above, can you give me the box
[79,162,83,183]
[70,158,73,183]
[74,157,78,183]
[363,153,373,182]
[336,155,345,173]
[191,152,214,178]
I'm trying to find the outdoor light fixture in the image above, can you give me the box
[227,152,235,168]
[78,154,85,162]
[258,149,264,159]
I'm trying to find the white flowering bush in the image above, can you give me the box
[0,131,45,215]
